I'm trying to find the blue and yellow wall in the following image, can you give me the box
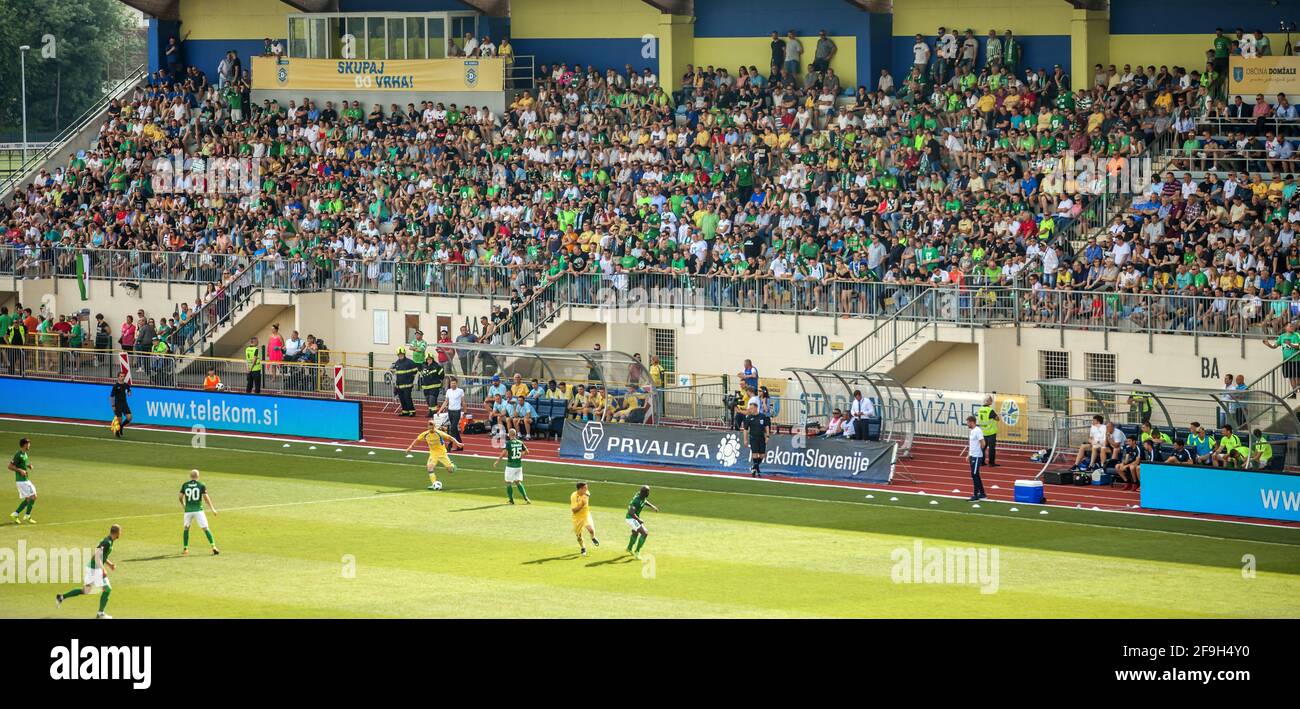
[148,0,1300,94]
[891,0,1072,81]
[149,0,502,79]
[508,0,666,76]
[1108,0,1292,73]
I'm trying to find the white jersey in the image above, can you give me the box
[967,427,985,457]
[445,387,464,411]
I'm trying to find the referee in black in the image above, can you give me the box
[109,373,132,438]
[741,402,771,477]
[957,415,987,501]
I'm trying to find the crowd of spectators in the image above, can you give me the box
[1,26,1298,337]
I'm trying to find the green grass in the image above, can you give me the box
[0,151,25,180]
[0,418,1297,618]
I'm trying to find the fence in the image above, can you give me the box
[12,247,1300,351]
[0,343,657,425]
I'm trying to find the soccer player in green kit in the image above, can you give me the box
[9,438,36,524]
[56,524,121,618]
[180,469,220,555]
[625,485,660,560]
[493,429,531,504]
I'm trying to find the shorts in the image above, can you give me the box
[625,517,645,533]
[83,566,109,591]
[504,465,523,483]
[15,480,35,498]
[183,511,209,529]
[113,402,130,416]
[427,451,454,470]
[749,439,767,455]
[1284,360,1300,379]
[572,513,593,536]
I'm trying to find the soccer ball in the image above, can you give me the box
[432,481,443,491]
[215,382,225,391]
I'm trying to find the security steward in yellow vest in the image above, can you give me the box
[419,357,445,416]
[245,336,263,393]
[1128,379,1153,425]
[976,395,1000,466]
[392,347,419,417]
[5,316,26,375]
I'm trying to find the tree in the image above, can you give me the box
[0,0,144,141]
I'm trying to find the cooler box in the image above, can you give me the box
[1014,479,1045,504]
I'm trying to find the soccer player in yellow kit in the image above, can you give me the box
[570,482,600,556]
[405,419,463,490]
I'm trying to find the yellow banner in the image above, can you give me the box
[252,56,503,92]
[993,394,1029,444]
[1229,56,1300,97]
[758,377,787,398]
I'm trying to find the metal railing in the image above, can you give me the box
[824,292,934,373]
[0,245,246,284]
[0,64,148,198]
[0,343,657,423]
[1191,114,1300,137]
[506,54,536,90]
[16,247,1300,349]
[1016,287,1292,340]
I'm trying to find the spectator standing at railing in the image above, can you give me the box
[266,325,285,380]
[737,359,759,393]
[119,316,136,357]
[649,355,666,391]
[1262,322,1300,397]
[93,322,111,365]
[137,319,156,360]
[408,330,427,367]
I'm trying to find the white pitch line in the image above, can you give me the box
[0,482,569,532]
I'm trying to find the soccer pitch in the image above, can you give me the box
[0,418,1297,619]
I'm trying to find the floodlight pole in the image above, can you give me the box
[19,45,30,165]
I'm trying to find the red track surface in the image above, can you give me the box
[6,401,1297,529]
[353,403,1300,529]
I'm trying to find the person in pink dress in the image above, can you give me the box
[119,316,137,369]
[266,323,285,379]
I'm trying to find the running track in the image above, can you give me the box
[354,403,1300,530]
[4,401,1297,530]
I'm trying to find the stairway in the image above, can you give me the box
[824,293,935,375]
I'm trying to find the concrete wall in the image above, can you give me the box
[18,276,1287,400]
